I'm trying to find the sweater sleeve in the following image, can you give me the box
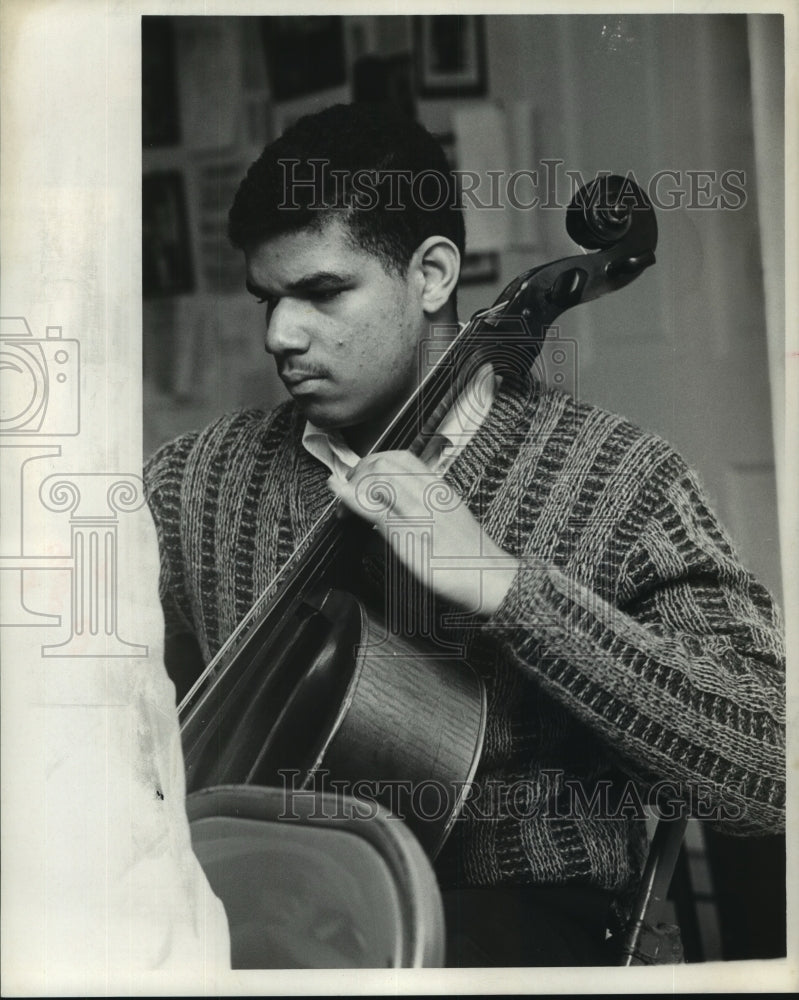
[484,462,785,836]
[143,433,200,642]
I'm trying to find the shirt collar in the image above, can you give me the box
[301,421,361,480]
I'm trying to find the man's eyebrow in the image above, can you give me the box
[287,271,352,292]
[246,271,351,298]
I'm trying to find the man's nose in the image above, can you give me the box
[264,299,311,355]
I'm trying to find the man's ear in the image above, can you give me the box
[411,236,460,314]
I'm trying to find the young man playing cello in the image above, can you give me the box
[144,103,785,966]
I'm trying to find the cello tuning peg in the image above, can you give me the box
[605,250,656,280]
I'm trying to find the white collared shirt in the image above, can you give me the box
[302,361,499,480]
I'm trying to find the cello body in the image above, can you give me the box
[183,587,486,858]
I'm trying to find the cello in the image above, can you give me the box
[178,174,658,858]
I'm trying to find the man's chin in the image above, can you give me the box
[293,399,352,432]
[293,395,400,452]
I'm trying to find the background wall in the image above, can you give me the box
[141,13,786,964]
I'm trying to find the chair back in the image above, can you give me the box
[187,784,445,968]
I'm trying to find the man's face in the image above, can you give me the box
[245,217,426,444]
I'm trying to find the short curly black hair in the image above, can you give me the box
[228,103,465,278]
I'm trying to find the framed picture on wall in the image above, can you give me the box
[414,15,487,98]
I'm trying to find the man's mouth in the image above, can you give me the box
[279,368,326,387]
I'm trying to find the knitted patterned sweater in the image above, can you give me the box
[144,378,785,898]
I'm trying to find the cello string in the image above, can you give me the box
[179,511,345,719]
